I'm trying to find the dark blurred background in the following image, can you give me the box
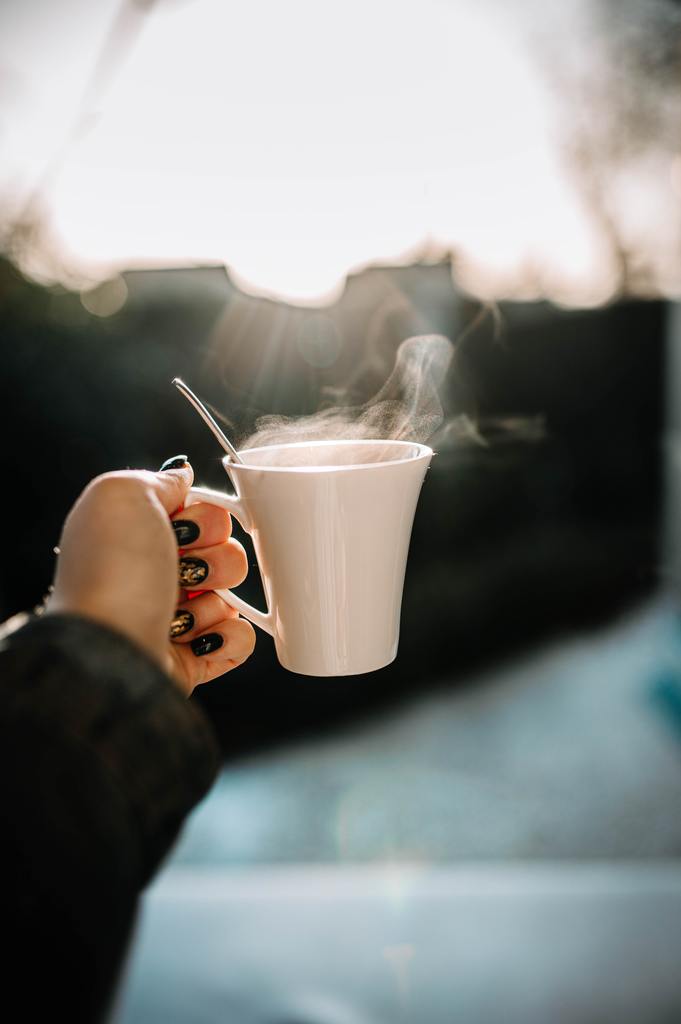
[0,256,666,756]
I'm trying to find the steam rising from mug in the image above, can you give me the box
[242,334,454,453]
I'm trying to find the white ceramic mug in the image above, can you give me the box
[185,439,432,676]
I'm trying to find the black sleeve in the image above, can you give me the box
[0,613,221,1022]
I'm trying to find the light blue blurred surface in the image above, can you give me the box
[114,596,681,1022]
[172,597,681,864]
[114,864,681,1023]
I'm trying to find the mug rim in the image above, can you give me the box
[223,438,434,473]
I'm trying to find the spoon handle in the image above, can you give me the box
[172,378,244,464]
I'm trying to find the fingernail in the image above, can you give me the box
[179,557,209,586]
[160,455,189,471]
[172,519,200,545]
[191,632,224,657]
[170,610,194,638]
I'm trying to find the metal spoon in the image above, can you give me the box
[172,377,244,464]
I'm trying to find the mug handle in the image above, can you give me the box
[185,486,274,637]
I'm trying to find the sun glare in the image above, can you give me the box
[1,0,676,304]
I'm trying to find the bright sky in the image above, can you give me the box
[0,0,674,304]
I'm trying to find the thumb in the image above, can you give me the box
[154,456,194,514]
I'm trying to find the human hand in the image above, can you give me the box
[47,456,255,695]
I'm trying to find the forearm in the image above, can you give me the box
[0,612,220,1019]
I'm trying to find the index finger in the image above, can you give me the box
[170,502,233,549]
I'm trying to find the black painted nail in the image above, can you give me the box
[179,557,209,586]
[170,610,194,638]
[160,455,189,471]
[191,632,224,657]
[172,519,200,545]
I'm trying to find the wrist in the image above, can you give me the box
[45,594,168,675]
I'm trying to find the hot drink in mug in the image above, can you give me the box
[186,439,432,676]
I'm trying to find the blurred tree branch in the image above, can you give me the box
[5,0,160,276]
[532,0,681,296]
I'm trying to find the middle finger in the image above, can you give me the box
[178,538,248,591]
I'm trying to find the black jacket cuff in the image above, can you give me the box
[0,612,220,884]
